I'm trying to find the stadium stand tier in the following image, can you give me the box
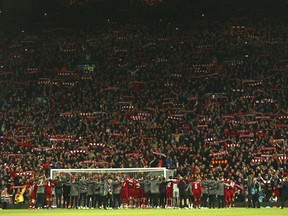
[0,0,288,210]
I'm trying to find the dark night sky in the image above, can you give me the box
[0,0,287,21]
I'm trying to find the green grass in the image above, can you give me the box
[1,208,288,216]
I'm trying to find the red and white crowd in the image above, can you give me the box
[1,0,288,209]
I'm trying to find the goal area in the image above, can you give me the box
[50,168,176,180]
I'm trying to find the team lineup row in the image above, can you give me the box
[2,173,288,210]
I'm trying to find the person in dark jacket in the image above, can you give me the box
[208,178,218,209]
[177,176,187,208]
[62,176,71,208]
[113,175,122,209]
[36,176,45,209]
[106,177,114,209]
[159,177,167,208]
[201,178,209,208]
[150,176,161,208]
[217,178,225,208]
[144,176,151,207]
[69,176,79,209]
[99,178,107,209]
[54,176,63,208]
[93,178,101,208]
[250,177,261,208]
[185,179,193,208]
[281,177,288,209]
[86,176,95,208]
[79,176,88,208]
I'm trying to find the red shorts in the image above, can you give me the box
[166,189,173,198]
[128,188,134,197]
[134,189,140,199]
[45,192,52,199]
[224,189,231,200]
[120,189,129,203]
[193,191,201,200]
[229,190,235,199]
[30,192,36,200]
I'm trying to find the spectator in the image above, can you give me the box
[0,0,287,208]
[269,192,278,203]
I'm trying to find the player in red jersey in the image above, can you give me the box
[223,178,232,208]
[134,180,141,207]
[192,177,202,208]
[127,177,136,207]
[172,178,179,207]
[120,177,129,206]
[166,177,174,208]
[44,179,53,208]
[228,178,242,208]
[29,180,37,209]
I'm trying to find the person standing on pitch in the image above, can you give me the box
[112,175,122,209]
[36,176,45,209]
[159,177,167,208]
[250,177,261,208]
[177,176,187,209]
[201,178,209,208]
[208,177,218,209]
[192,177,202,209]
[106,177,114,209]
[150,176,161,208]
[144,176,151,207]
[54,176,63,208]
[93,178,101,208]
[44,178,53,209]
[86,176,95,208]
[281,176,288,209]
[99,178,106,209]
[165,176,174,208]
[69,176,80,209]
[62,176,71,208]
[217,177,225,208]
[79,176,88,209]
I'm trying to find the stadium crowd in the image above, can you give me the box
[0,0,288,210]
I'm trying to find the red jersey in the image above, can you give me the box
[166,180,174,191]
[135,182,141,190]
[122,179,129,191]
[223,179,231,190]
[127,178,136,197]
[134,182,141,198]
[44,181,53,194]
[229,180,242,192]
[127,178,136,189]
[192,181,202,194]
[30,183,37,199]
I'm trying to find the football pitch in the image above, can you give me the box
[1,208,288,216]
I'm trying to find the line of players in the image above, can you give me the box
[26,174,243,209]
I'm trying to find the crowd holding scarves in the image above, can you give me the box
[0,1,288,209]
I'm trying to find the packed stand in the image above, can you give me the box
[0,1,288,209]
